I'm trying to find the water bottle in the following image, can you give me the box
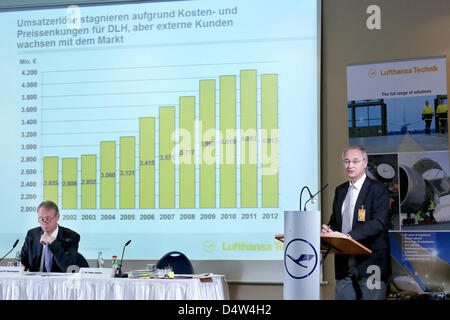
[97,251,104,268]
[112,255,118,273]
[14,251,22,267]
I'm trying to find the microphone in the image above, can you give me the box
[303,184,328,211]
[115,240,131,278]
[0,239,19,263]
[299,186,314,211]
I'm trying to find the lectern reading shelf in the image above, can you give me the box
[320,234,372,255]
[275,233,372,265]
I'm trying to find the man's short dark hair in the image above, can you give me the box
[37,200,59,216]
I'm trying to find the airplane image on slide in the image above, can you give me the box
[399,156,450,229]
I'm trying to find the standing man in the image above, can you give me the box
[421,100,434,135]
[322,146,391,300]
[20,200,83,272]
[436,98,448,134]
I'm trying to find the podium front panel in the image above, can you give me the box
[283,210,320,300]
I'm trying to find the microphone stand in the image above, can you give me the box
[0,239,19,263]
[299,186,314,211]
[303,184,329,211]
[115,240,131,278]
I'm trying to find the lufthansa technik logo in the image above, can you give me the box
[284,238,318,279]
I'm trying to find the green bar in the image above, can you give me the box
[120,137,135,209]
[62,158,77,209]
[199,79,216,208]
[220,76,236,208]
[140,118,155,209]
[159,107,175,208]
[81,155,96,209]
[179,97,195,208]
[261,74,279,207]
[100,141,116,209]
[240,70,257,207]
[43,157,58,204]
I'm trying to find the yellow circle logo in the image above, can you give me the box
[203,240,216,253]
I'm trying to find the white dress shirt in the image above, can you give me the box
[341,174,366,234]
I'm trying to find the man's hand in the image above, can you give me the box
[40,233,56,245]
[321,224,333,234]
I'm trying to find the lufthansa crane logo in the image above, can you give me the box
[284,238,318,279]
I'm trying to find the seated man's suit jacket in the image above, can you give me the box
[20,225,80,272]
[328,177,392,281]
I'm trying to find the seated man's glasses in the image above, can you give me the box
[38,216,56,224]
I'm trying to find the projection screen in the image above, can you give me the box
[0,0,321,283]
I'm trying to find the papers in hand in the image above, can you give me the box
[322,231,349,238]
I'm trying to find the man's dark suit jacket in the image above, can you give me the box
[328,177,392,281]
[20,225,81,272]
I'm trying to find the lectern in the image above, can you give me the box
[282,210,320,300]
[276,222,372,300]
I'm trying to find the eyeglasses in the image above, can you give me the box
[38,216,57,224]
[343,159,365,166]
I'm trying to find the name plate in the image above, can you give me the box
[79,267,114,278]
[0,266,24,277]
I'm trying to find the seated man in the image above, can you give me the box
[20,200,82,272]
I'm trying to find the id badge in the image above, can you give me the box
[358,206,366,222]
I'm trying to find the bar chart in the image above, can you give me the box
[41,67,279,210]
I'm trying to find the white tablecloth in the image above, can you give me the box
[0,274,229,300]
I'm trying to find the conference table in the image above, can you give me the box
[0,273,229,300]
